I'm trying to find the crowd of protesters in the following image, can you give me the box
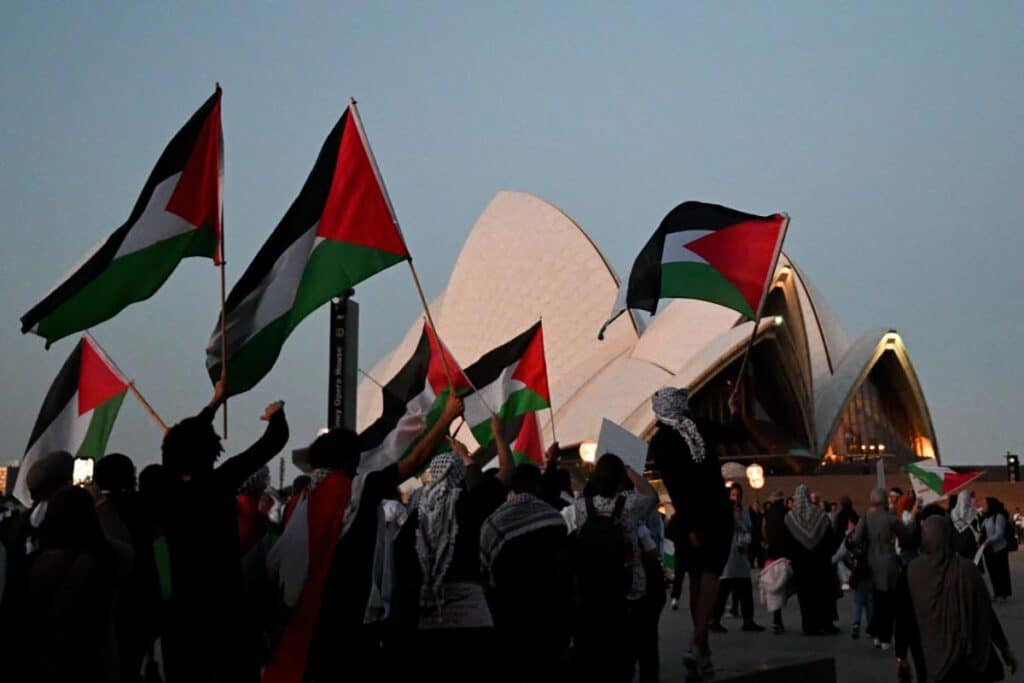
[0,381,1021,683]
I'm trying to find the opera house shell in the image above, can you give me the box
[357,191,939,475]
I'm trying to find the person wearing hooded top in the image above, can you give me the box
[950,490,983,560]
[408,412,516,682]
[0,450,74,682]
[26,483,135,683]
[646,386,739,681]
[894,515,1019,683]
[94,453,162,683]
[562,452,658,683]
[784,484,838,636]
[480,462,570,683]
[853,486,908,651]
[287,392,465,682]
[981,496,1012,601]
[158,382,288,683]
[709,483,764,634]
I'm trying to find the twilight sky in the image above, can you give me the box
[1,2,1021,479]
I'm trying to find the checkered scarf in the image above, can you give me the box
[652,387,706,463]
[415,453,466,607]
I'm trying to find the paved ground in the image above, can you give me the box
[656,553,1024,682]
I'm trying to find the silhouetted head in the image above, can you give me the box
[555,469,572,495]
[308,428,360,477]
[510,463,542,495]
[729,482,743,505]
[590,453,626,498]
[162,415,223,478]
[41,485,105,553]
[26,450,74,504]
[94,453,137,494]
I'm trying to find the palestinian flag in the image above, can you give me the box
[905,462,984,506]
[600,202,787,339]
[358,322,470,473]
[511,410,545,466]
[22,88,223,347]
[263,469,352,683]
[207,103,408,396]
[14,335,129,504]
[462,322,551,458]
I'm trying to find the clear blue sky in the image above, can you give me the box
[1,2,1021,478]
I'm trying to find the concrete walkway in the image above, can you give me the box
[656,553,1024,682]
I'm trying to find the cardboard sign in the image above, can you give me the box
[596,418,648,474]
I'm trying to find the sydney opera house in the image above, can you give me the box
[356,191,939,475]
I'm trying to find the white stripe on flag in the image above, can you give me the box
[15,392,89,505]
[660,229,713,264]
[114,174,194,258]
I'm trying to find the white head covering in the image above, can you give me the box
[950,490,979,533]
[652,387,706,463]
[415,453,466,607]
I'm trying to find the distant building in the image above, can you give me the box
[356,191,939,476]
[0,464,19,498]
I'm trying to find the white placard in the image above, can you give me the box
[596,418,648,474]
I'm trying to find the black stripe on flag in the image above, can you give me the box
[222,110,350,312]
[623,201,776,316]
[21,90,222,334]
[357,328,432,453]
[26,340,82,451]
[464,321,541,389]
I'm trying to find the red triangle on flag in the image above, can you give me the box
[511,324,551,403]
[424,323,470,395]
[78,337,129,415]
[316,110,409,257]
[940,470,984,495]
[166,90,223,262]
[683,216,786,315]
[513,411,545,465]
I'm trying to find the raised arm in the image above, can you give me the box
[490,413,515,486]
[397,393,464,480]
[215,401,289,492]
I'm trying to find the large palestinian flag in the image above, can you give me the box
[22,88,223,347]
[263,469,351,683]
[462,322,551,460]
[600,202,787,339]
[905,461,984,506]
[207,103,408,396]
[358,322,470,472]
[14,335,129,504]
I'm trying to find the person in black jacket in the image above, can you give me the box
[647,387,737,682]
[158,381,288,683]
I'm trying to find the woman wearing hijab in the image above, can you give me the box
[950,491,983,560]
[853,487,905,650]
[981,497,1012,601]
[648,386,742,682]
[894,516,1018,683]
[784,484,838,636]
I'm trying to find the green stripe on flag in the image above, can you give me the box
[660,261,754,318]
[470,388,550,449]
[76,391,127,459]
[35,228,217,343]
[904,463,943,493]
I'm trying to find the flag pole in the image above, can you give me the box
[729,214,789,404]
[129,382,168,433]
[347,96,456,390]
[216,82,229,439]
[539,316,557,444]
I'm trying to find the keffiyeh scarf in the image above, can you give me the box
[479,493,566,582]
[950,490,979,533]
[415,453,466,607]
[652,387,706,463]
[784,484,830,550]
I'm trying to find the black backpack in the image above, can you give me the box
[573,495,632,601]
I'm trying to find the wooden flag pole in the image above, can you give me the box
[347,96,456,392]
[729,214,790,404]
[129,382,168,433]
[538,316,557,444]
[216,82,229,439]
